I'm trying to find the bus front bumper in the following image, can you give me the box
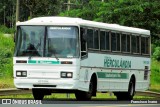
[14,78,79,90]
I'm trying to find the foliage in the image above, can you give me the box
[151,59,160,85]
[0,0,16,28]
[60,0,160,46]
[0,25,15,34]
[20,0,63,20]
[0,33,14,77]
[152,47,160,61]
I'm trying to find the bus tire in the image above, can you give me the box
[32,89,44,100]
[115,78,135,100]
[75,79,94,100]
[126,78,135,100]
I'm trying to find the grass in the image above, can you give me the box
[150,60,160,92]
[0,33,14,80]
[0,77,15,89]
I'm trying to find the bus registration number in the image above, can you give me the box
[37,79,49,84]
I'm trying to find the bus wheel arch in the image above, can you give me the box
[115,74,136,100]
[75,72,97,100]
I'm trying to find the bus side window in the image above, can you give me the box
[132,35,140,54]
[111,32,120,52]
[141,36,150,55]
[80,28,87,57]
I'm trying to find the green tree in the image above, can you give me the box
[20,0,63,20]
[60,0,160,46]
[0,0,16,28]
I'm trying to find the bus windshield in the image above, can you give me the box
[15,26,79,58]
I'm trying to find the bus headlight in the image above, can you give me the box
[16,71,21,76]
[16,71,27,77]
[61,72,72,78]
[67,73,72,78]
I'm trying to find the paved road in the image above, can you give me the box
[1,104,160,107]
[42,100,160,107]
[0,99,159,107]
[0,101,160,107]
[61,104,160,107]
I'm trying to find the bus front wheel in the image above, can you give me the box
[32,89,44,100]
[75,79,94,100]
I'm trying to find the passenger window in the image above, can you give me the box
[132,35,140,54]
[117,33,120,51]
[87,29,93,48]
[127,34,130,52]
[111,32,116,51]
[106,32,110,50]
[100,31,105,50]
[136,36,140,53]
[141,37,150,54]
[146,37,150,54]
[141,37,145,54]
[122,34,126,52]
[111,32,120,52]
[94,30,99,49]
[100,31,110,50]
[122,34,130,52]
[80,28,87,57]
[132,36,136,53]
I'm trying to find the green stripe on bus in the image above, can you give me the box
[97,72,128,79]
[28,60,60,64]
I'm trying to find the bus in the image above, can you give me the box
[14,16,151,100]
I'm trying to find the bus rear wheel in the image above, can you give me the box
[75,79,94,101]
[115,79,135,100]
[32,89,44,100]
[127,79,135,100]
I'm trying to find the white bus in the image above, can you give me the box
[14,17,151,100]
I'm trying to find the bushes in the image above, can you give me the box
[151,60,160,85]
[152,47,160,61]
[0,25,15,34]
[0,33,14,77]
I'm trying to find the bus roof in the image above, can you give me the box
[16,16,150,36]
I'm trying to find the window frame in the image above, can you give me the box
[121,33,131,54]
[80,27,88,59]
[111,31,121,53]
[87,28,100,51]
[79,25,151,57]
[100,29,111,52]
[141,35,150,56]
[131,34,141,55]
